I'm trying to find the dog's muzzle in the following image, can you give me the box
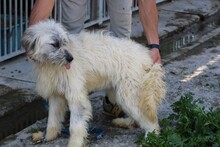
[65,50,74,63]
[64,50,73,70]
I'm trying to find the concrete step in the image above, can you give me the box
[0,85,47,140]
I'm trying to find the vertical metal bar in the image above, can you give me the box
[0,0,2,56]
[20,0,23,39]
[98,0,103,25]
[9,0,12,54]
[102,0,109,22]
[105,0,108,18]
[54,0,57,21]
[30,0,34,25]
[85,0,88,21]
[31,0,34,8]
[15,0,18,51]
[135,0,138,9]
[4,0,7,56]
[25,0,28,28]
[131,0,133,11]
[59,0,62,23]
[103,0,106,18]
[132,0,138,11]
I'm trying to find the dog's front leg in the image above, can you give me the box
[46,96,67,141]
[67,92,92,147]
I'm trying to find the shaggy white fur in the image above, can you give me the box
[21,20,166,147]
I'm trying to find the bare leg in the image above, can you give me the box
[106,88,116,104]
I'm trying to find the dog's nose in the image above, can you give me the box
[64,50,74,62]
[66,54,73,62]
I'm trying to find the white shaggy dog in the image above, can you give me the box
[21,20,166,147]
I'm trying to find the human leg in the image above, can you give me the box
[62,0,87,34]
[103,0,133,116]
[103,88,125,117]
[106,0,133,38]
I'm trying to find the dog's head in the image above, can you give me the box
[21,20,73,69]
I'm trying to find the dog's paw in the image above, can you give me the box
[67,140,86,147]
[112,117,137,129]
[46,127,60,141]
[144,124,160,137]
[32,131,44,142]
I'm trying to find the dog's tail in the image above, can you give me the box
[139,64,166,123]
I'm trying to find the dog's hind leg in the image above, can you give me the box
[117,91,159,135]
[66,90,92,147]
[46,96,67,141]
[115,80,160,136]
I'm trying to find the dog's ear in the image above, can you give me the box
[21,29,38,55]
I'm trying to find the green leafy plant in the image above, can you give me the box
[136,94,220,147]
[27,127,45,133]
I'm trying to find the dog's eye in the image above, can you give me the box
[50,42,60,48]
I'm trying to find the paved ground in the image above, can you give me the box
[0,0,220,146]
[2,25,220,147]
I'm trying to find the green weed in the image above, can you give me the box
[136,94,220,147]
[27,127,45,133]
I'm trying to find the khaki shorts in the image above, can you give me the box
[62,0,133,38]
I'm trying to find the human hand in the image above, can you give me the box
[150,48,162,64]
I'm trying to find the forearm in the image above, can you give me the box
[138,0,159,45]
[29,0,55,26]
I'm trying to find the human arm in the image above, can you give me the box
[138,0,161,64]
[29,0,55,26]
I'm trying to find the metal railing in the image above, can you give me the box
[0,0,167,62]
[1,0,33,62]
